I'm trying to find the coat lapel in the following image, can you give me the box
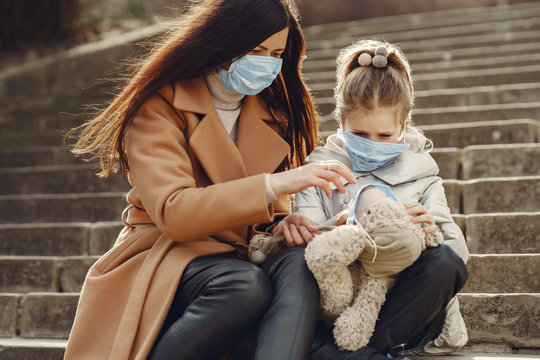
[173,77,247,183]
[173,77,289,184]
[236,95,290,176]
[189,109,248,183]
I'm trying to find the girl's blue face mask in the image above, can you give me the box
[337,129,409,172]
[218,54,283,95]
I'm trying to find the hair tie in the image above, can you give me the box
[372,46,388,68]
[357,46,389,68]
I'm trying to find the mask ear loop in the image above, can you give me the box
[346,190,378,264]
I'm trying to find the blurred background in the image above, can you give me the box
[0,1,539,359]
[1,0,536,69]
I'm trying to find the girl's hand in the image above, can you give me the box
[269,161,356,198]
[404,202,437,234]
[273,214,319,246]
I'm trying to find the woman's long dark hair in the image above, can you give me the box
[70,0,318,177]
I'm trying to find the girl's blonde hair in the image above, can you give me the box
[334,39,432,151]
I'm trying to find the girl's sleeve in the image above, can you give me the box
[293,185,329,225]
[420,177,469,263]
[125,89,275,242]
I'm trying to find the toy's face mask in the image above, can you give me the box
[346,184,397,225]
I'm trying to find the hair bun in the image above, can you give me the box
[358,53,372,66]
[375,46,389,57]
[372,55,388,68]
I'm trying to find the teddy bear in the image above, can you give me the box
[249,186,443,351]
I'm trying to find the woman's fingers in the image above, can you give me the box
[323,161,356,185]
[280,216,317,246]
[282,221,293,245]
[288,224,305,246]
[318,162,356,194]
[298,225,314,243]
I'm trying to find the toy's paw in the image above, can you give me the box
[333,306,373,351]
[425,229,444,248]
[313,267,355,318]
[306,224,366,265]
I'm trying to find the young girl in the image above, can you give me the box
[293,40,469,358]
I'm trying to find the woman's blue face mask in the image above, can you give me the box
[218,54,283,95]
[337,129,409,172]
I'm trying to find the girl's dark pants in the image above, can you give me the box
[147,244,467,360]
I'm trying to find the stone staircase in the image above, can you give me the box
[0,2,539,359]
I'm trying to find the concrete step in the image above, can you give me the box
[320,104,540,129]
[442,176,540,215]
[411,52,540,75]
[0,193,127,224]
[459,293,540,348]
[410,352,540,359]
[0,256,99,293]
[463,254,540,293]
[2,251,537,295]
[412,102,540,126]
[0,164,130,195]
[464,213,540,255]
[0,341,538,360]
[431,144,540,180]
[0,212,536,258]
[0,146,80,168]
[0,222,121,256]
[459,176,540,214]
[0,338,66,360]
[310,64,540,96]
[1,292,537,346]
[303,2,540,39]
[320,119,539,148]
[306,16,540,51]
[314,83,540,115]
[23,83,540,132]
[431,148,461,180]
[305,28,540,60]
[0,292,78,339]
[304,41,540,74]
[415,83,540,109]
[0,130,67,150]
[421,119,539,149]
[0,113,88,133]
[308,52,540,84]
[461,143,540,180]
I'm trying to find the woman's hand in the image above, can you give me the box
[273,213,319,246]
[404,202,437,234]
[269,161,356,198]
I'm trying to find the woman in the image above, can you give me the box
[64,0,356,359]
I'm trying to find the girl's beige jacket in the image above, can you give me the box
[64,77,291,360]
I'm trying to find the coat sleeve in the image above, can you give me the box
[419,177,469,263]
[125,90,275,242]
[293,185,330,225]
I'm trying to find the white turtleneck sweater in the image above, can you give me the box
[205,69,277,203]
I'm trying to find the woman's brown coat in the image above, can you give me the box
[64,77,292,360]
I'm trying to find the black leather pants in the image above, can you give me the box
[148,246,320,360]
[148,244,467,360]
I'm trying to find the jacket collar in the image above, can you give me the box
[308,133,439,186]
[172,77,289,184]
